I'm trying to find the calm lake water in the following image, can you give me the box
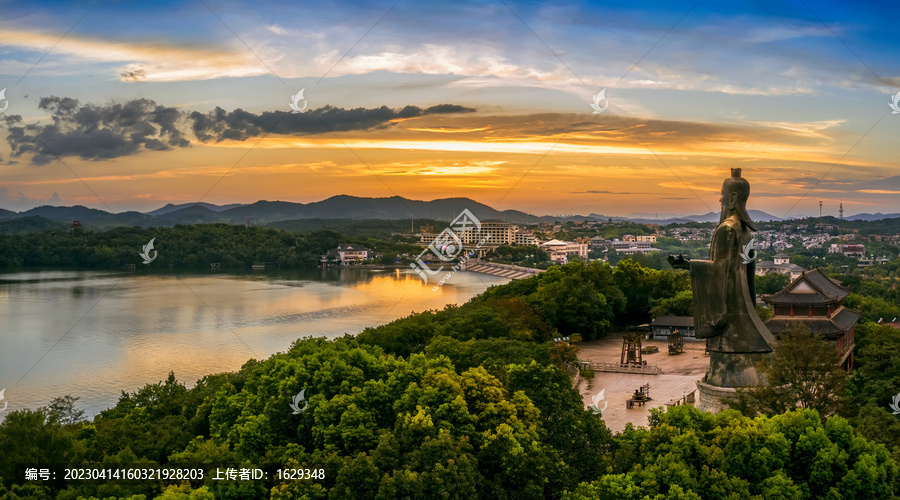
[0,268,508,420]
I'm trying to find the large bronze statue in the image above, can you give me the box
[669,169,776,389]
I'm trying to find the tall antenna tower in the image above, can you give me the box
[839,202,844,221]
[819,201,823,217]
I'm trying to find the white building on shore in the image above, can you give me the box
[540,239,588,262]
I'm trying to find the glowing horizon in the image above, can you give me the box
[0,0,898,219]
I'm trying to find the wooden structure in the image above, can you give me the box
[626,383,652,409]
[762,269,859,370]
[620,333,643,365]
[668,331,684,354]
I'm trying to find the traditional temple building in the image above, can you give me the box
[762,269,858,369]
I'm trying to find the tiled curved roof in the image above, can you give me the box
[803,269,850,299]
[831,307,860,330]
[762,268,849,305]
[762,293,833,305]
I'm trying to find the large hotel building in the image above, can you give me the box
[418,219,590,262]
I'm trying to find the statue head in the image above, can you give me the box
[719,168,757,231]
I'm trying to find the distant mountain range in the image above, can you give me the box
[593,210,784,225]
[0,195,896,230]
[845,213,900,221]
[0,196,547,228]
[146,202,245,216]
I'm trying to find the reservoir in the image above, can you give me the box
[0,268,509,419]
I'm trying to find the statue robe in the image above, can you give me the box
[690,215,776,387]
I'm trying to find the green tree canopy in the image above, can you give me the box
[756,273,791,295]
[726,323,848,418]
[567,406,899,499]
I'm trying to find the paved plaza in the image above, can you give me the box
[576,335,711,433]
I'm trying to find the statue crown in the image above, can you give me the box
[731,168,742,178]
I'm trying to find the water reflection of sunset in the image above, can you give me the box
[353,272,431,297]
[0,269,508,419]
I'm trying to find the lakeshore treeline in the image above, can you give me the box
[0,224,426,269]
[2,260,900,499]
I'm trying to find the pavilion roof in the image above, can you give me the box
[762,268,849,306]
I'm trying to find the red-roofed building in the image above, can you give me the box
[762,269,859,370]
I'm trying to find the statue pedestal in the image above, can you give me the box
[696,379,737,414]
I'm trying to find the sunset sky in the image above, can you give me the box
[0,0,898,218]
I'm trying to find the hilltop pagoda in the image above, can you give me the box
[762,269,858,370]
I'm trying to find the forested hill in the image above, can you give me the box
[0,195,545,229]
[2,260,900,499]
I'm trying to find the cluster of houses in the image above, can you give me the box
[828,244,892,267]
[415,220,664,264]
[320,221,595,266]
[750,248,890,281]
[321,219,665,266]
[751,228,829,253]
[322,217,897,271]
[603,234,660,255]
[669,227,710,242]
[829,243,866,258]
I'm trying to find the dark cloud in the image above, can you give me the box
[423,104,475,114]
[189,103,476,143]
[829,175,900,194]
[3,97,190,165]
[780,176,877,192]
[0,151,18,166]
[121,69,148,82]
[2,97,476,164]
[856,175,900,191]
[768,175,900,200]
